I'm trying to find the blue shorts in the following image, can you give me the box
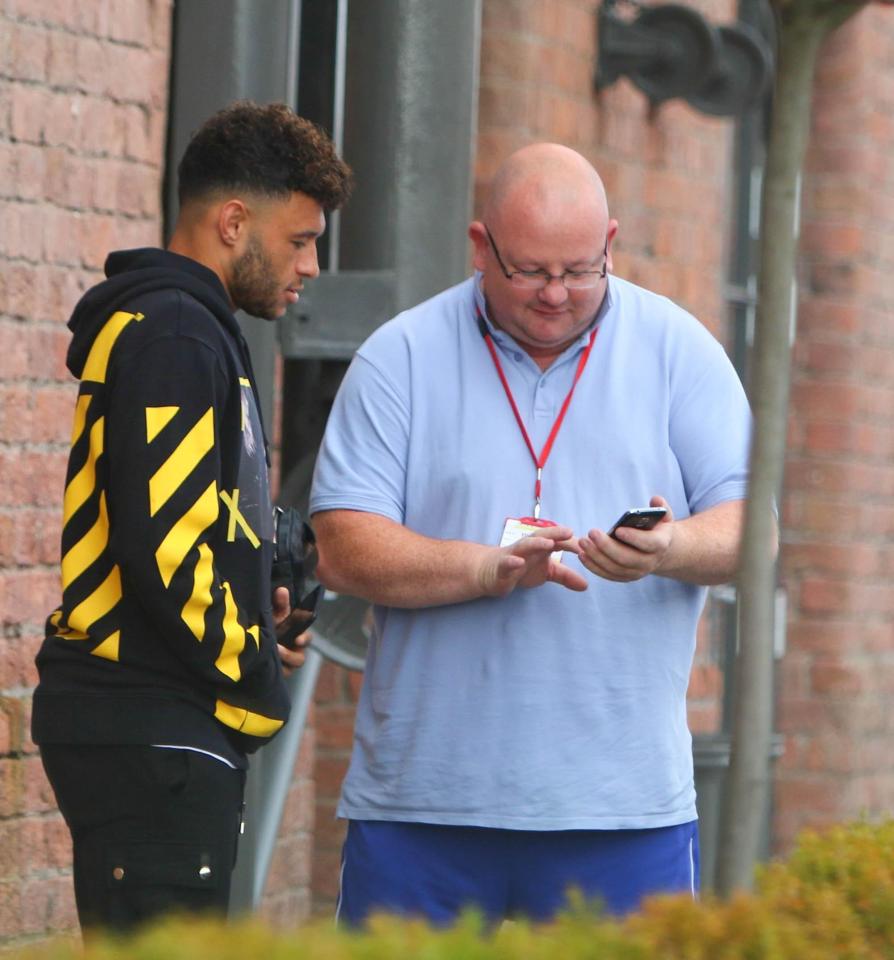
[337,819,699,927]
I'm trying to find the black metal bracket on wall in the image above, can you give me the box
[594,0,774,116]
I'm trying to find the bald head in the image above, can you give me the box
[468,143,618,369]
[484,143,609,232]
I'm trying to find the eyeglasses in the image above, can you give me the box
[484,225,608,290]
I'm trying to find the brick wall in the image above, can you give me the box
[775,5,894,851]
[310,665,361,917]
[0,0,172,945]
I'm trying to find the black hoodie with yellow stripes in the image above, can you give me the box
[32,248,291,767]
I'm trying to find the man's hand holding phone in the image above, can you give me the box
[577,496,674,583]
[273,586,314,675]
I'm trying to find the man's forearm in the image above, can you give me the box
[655,499,753,585]
[313,510,491,608]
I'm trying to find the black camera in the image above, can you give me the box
[271,506,323,648]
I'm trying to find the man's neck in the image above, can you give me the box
[168,224,234,308]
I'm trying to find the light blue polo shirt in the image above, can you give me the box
[310,274,751,830]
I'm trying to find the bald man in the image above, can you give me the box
[310,143,753,926]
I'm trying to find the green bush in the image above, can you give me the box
[18,820,894,959]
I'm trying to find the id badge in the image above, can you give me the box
[500,516,563,564]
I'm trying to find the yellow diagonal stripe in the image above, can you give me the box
[90,630,120,662]
[149,407,214,517]
[219,489,260,548]
[62,492,111,590]
[63,414,104,524]
[50,607,90,641]
[146,406,179,442]
[181,543,214,642]
[82,311,143,384]
[67,564,122,635]
[70,394,91,447]
[214,699,284,737]
[155,480,219,588]
[214,580,245,682]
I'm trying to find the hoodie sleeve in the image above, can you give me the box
[102,318,288,726]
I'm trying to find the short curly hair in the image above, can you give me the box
[177,100,353,211]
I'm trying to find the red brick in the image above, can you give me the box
[0,383,33,443]
[5,567,61,626]
[32,385,77,444]
[25,323,73,380]
[686,664,722,700]
[107,0,152,45]
[103,44,155,104]
[785,619,885,656]
[311,846,343,901]
[42,206,83,268]
[279,775,314,828]
[315,705,357,750]
[687,704,720,735]
[0,631,43,692]
[121,104,152,163]
[9,20,49,84]
[259,890,308,929]
[0,757,23,817]
[313,802,347,854]
[811,659,865,696]
[92,156,121,212]
[265,832,312,896]
[146,102,168,164]
[76,211,117,270]
[151,0,175,51]
[347,669,364,703]
[785,459,888,497]
[9,83,50,144]
[313,662,344,704]
[45,815,73,870]
[45,149,98,210]
[116,162,160,218]
[21,873,77,936]
[479,76,535,131]
[0,879,24,939]
[7,142,46,202]
[773,775,846,821]
[314,755,350,801]
[71,94,113,155]
[796,299,863,338]
[481,0,533,35]
[791,380,867,420]
[74,35,107,96]
[46,29,77,87]
[23,753,56,813]
[802,221,866,261]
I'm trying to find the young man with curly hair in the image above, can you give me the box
[32,101,352,933]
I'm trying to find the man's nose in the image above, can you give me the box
[298,243,320,279]
[538,276,569,305]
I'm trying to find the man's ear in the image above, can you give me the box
[605,218,619,274]
[218,199,249,248]
[468,220,489,272]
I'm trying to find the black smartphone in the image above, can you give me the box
[608,506,668,539]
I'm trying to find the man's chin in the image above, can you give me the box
[237,301,283,321]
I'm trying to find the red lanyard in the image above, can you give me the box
[477,310,598,518]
